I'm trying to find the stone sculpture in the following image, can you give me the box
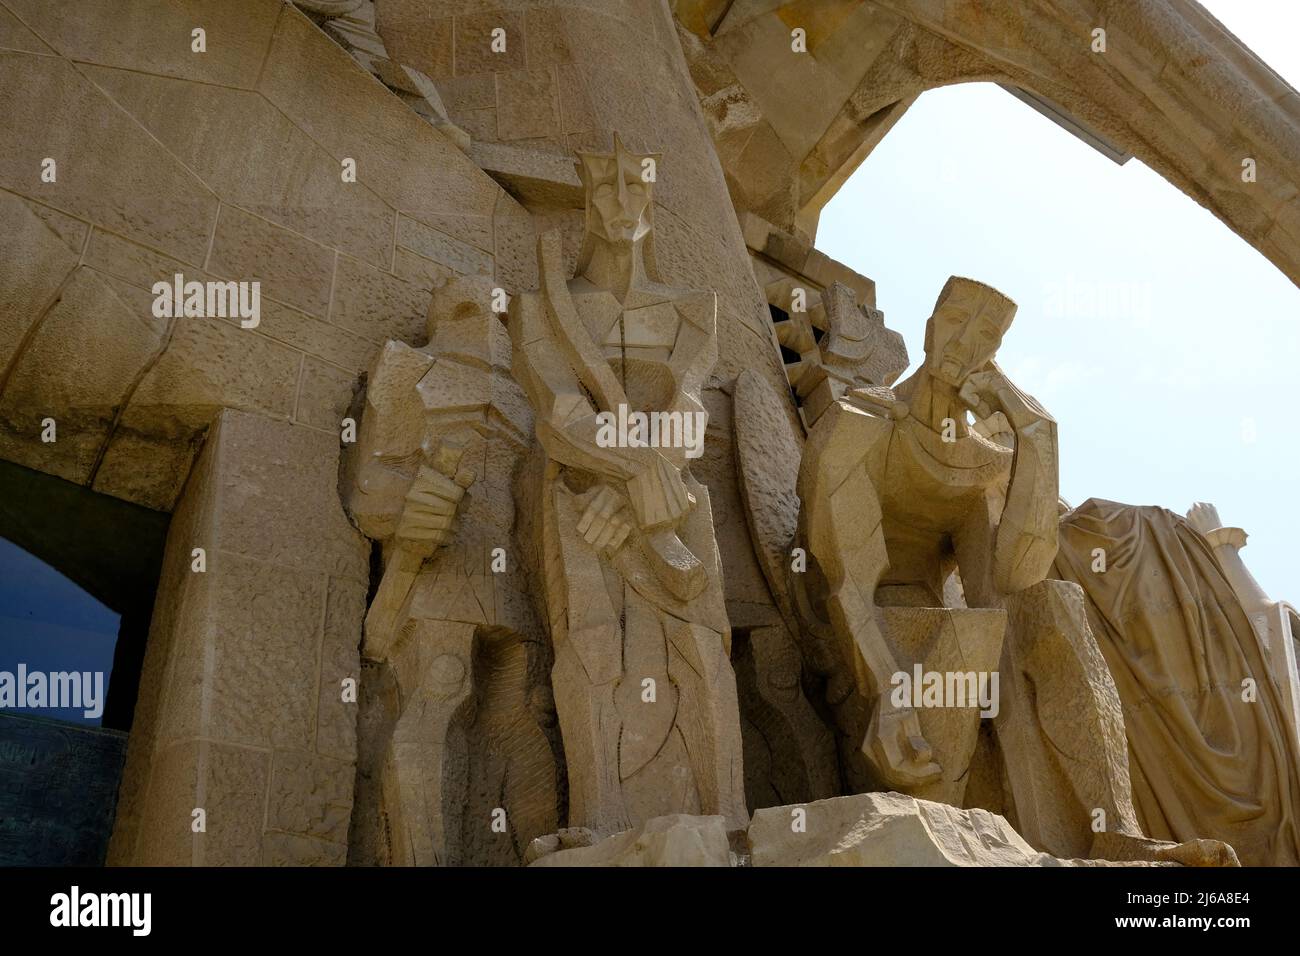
[294,0,469,149]
[769,279,909,429]
[733,279,909,803]
[780,277,1180,858]
[1054,499,1300,865]
[509,135,748,836]
[3,0,1292,873]
[341,239,1247,868]
[346,278,560,866]
[1188,500,1300,746]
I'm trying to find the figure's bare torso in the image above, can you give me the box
[571,280,686,413]
[876,414,1013,603]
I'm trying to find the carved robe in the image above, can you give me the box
[1054,499,1300,865]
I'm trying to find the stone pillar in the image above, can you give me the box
[108,409,369,866]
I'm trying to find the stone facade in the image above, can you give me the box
[0,0,1296,867]
[106,409,368,866]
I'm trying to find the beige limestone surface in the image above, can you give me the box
[0,0,1294,869]
[508,134,747,836]
[527,792,1234,868]
[674,0,1300,288]
[1055,500,1300,866]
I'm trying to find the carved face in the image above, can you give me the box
[578,137,656,246]
[924,279,1016,387]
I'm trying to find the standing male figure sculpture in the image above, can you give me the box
[510,134,747,836]
[346,277,561,866]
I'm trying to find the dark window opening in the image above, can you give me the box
[767,302,808,409]
[0,459,168,732]
[0,459,169,866]
[0,539,120,726]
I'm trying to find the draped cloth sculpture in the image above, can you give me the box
[509,135,748,836]
[1054,499,1300,865]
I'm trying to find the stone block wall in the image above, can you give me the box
[0,0,527,511]
[0,0,828,865]
[371,0,788,386]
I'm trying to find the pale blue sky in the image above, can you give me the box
[817,0,1299,602]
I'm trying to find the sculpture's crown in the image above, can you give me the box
[574,132,661,190]
[934,276,1018,330]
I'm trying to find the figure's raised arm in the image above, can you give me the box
[962,364,1060,592]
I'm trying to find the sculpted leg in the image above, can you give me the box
[381,620,476,866]
[734,624,840,806]
[954,506,1143,855]
[551,635,626,835]
[996,579,1234,864]
[453,631,560,866]
[616,592,677,791]
[667,620,748,829]
[800,406,940,789]
[553,485,628,836]
[953,504,1000,609]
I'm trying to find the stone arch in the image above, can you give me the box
[677,0,1300,287]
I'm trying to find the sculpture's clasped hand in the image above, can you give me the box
[958,369,1007,420]
[394,439,475,558]
[960,368,1038,433]
[865,699,943,789]
[626,454,695,530]
[577,485,633,555]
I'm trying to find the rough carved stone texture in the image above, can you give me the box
[729,366,843,811]
[344,276,560,867]
[789,281,909,428]
[0,0,522,510]
[527,814,733,867]
[674,0,1300,288]
[508,135,747,837]
[878,606,1004,809]
[302,1,472,151]
[523,793,1227,868]
[0,0,1295,870]
[996,578,1142,859]
[748,792,1153,868]
[1054,500,1300,866]
[381,0,821,780]
[781,275,1228,863]
[107,409,368,866]
[1185,502,1300,768]
[744,211,878,309]
[732,624,839,813]
[732,368,806,638]
[371,0,793,408]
